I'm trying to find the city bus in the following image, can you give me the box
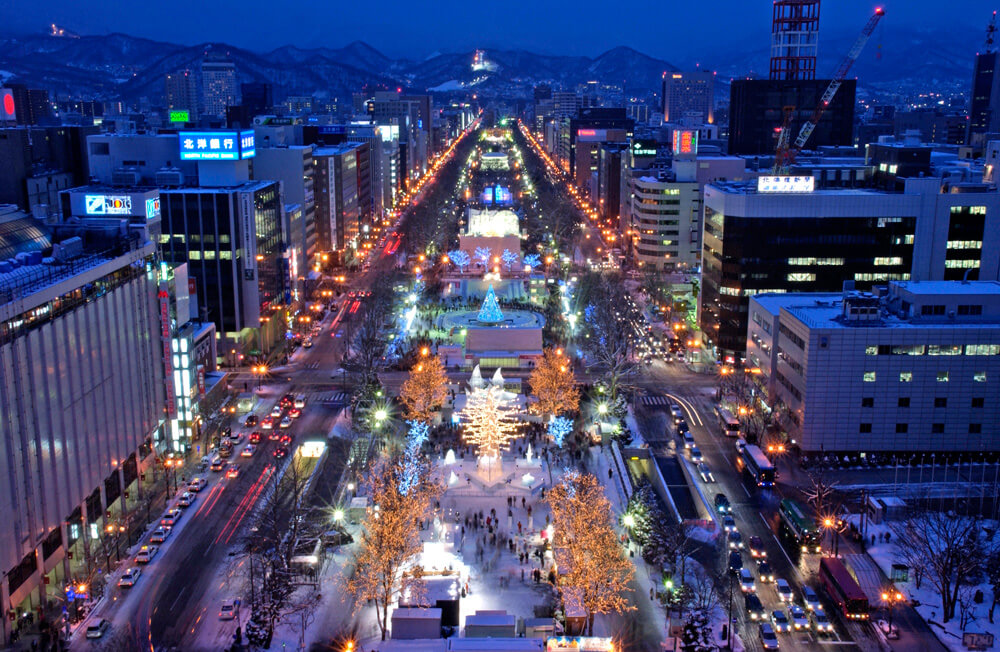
[716,407,741,437]
[778,498,822,553]
[735,444,776,487]
[818,557,870,620]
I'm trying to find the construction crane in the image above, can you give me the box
[772,6,886,173]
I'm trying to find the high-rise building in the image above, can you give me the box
[252,145,317,276]
[201,56,237,117]
[728,79,856,155]
[4,84,51,125]
[0,125,98,213]
[700,177,1000,362]
[569,108,634,192]
[313,144,362,254]
[627,173,700,272]
[159,181,284,358]
[165,70,199,120]
[770,0,820,81]
[967,50,1000,147]
[240,82,273,115]
[661,71,715,124]
[0,211,162,639]
[748,281,1000,453]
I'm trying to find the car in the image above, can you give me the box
[715,494,732,514]
[776,578,794,602]
[303,338,313,349]
[261,416,275,430]
[728,550,744,572]
[810,608,834,633]
[242,444,256,458]
[228,430,243,443]
[219,599,238,621]
[218,443,232,458]
[85,619,110,639]
[748,535,767,558]
[118,567,141,587]
[669,404,683,423]
[697,463,715,483]
[177,491,196,507]
[210,456,225,472]
[690,446,703,463]
[771,609,791,633]
[728,530,744,549]
[279,434,292,446]
[248,431,262,445]
[759,622,780,649]
[280,416,292,429]
[288,407,301,419]
[740,568,756,593]
[271,405,283,418]
[788,604,809,630]
[757,560,775,583]
[160,508,182,526]
[735,438,747,454]
[745,593,766,620]
[280,394,294,408]
[294,395,306,409]
[722,515,737,532]
[244,414,258,427]
[268,430,281,441]
[226,464,240,479]
[135,545,158,564]
[677,420,690,435]
[273,446,289,459]
[802,585,821,611]
[682,432,695,448]
[187,477,207,492]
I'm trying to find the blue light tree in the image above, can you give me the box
[548,416,573,448]
[477,285,504,323]
[501,249,520,272]
[474,246,493,268]
[398,420,430,495]
[523,254,541,270]
[448,249,470,273]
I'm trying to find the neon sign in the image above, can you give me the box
[85,195,132,215]
[179,130,256,160]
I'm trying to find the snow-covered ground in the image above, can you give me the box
[848,515,1000,652]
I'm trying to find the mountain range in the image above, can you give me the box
[0,27,978,105]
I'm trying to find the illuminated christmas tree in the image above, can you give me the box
[477,284,504,323]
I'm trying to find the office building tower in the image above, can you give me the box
[0,209,162,640]
[728,79,855,155]
[661,71,715,124]
[627,173,700,272]
[252,145,317,277]
[159,181,284,357]
[700,177,1000,362]
[0,125,98,213]
[748,281,1000,453]
[552,92,581,119]
[569,108,634,192]
[313,143,362,255]
[165,70,199,120]
[240,82,273,115]
[4,84,51,125]
[770,0,820,81]
[968,49,1000,147]
[86,133,199,186]
[201,56,237,117]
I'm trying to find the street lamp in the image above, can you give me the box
[881,588,903,634]
[823,517,842,557]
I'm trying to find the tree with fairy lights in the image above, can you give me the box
[400,355,448,424]
[501,248,520,271]
[459,370,520,476]
[547,472,635,635]
[474,246,493,269]
[529,348,579,420]
[548,416,573,448]
[346,456,438,640]
[448,249,470,273]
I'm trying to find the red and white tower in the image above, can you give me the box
[770,0,821,81]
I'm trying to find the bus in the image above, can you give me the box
[778,498,822,553]
[716,407,741,437]
[819,557,870,620]
[736,444,776,487]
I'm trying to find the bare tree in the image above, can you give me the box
[348,275,396,387]
[579,274,638,408]
[892,511,984,622]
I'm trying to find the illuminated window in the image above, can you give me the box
[873,257,902,266]
[974,371,987,382]
[937,371,949,382]
[863,371,876,382]
[786,273,816,282]
[865,345,878,355]
[899,371,913,382]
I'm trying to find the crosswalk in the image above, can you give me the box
[304,362,321,370]
[641,395,671,407]
[313,391,347,404]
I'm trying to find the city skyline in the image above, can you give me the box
[3,0,994,61]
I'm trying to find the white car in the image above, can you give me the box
[150,526,171,543]
[739,568,756,593]
[85,619,110,639]
[776,578,794,602]
[177,491,196,507]
[698,463,715,482]
[271,405,283,418]
[219,599,238,621]
[187,477,207,492]
[810,608,834,633]
[789,604,809,631]
[690,446,703,463]
[135,545,158,564]
[771,609,791,633]
[802,585,822,611]
[241,444,256,457]
[279,416,292,429]
[118,567,141,587]
[759,622,780,650]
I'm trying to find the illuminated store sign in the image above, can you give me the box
[85,195,132,215]
[757,176,816,193]
[179,130,256,160]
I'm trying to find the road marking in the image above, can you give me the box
[741,483,751,498]
[770,530,798,577]
[169,586,188,612]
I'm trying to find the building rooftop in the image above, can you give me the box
[890,280,1000,296]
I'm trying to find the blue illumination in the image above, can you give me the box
[179,130,256,161]
[477,285,504,323]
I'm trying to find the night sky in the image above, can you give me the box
[2,0,994,62]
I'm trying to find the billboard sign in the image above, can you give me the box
[85,195,132,216]
[757,175,815,193]
[145,197,161,220]
[168,110,189,123]
[576,129,608,142]
[179,130,256,161]
[672,130,698,156]
[0,89,15,122]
